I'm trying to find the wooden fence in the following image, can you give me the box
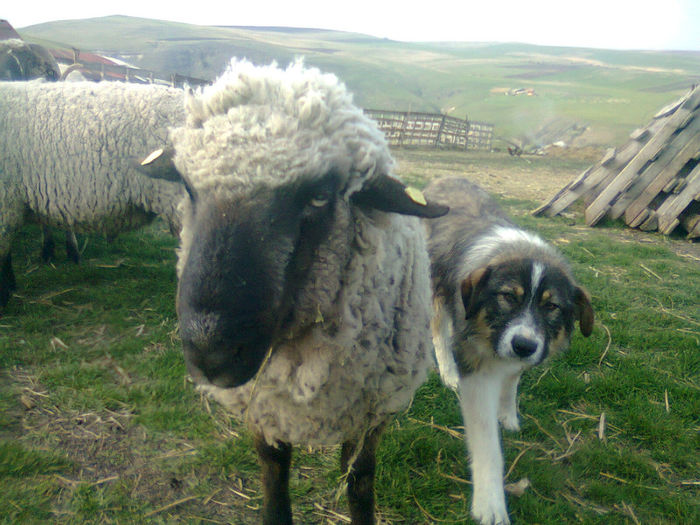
[364,109,494,150]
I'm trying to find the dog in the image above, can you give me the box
[422,177,594,525]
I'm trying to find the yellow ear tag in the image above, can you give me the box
[141,148,164,166]
[405,186,427,206]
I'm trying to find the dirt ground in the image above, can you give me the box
[393,148,700,262]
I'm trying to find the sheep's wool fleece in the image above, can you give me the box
[175,60,433,446]
[0,81,185,243]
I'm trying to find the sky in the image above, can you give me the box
[4,0,700,51]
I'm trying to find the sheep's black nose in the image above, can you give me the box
[512,335,538,358]
[179,311,272,388]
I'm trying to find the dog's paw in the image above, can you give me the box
[498,411,520,432]
[471,502,511,525]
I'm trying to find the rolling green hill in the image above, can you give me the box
[18,15,700,147]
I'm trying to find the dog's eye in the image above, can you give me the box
[497,292,518,308]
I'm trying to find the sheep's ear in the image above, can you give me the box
[137,146,181,183]
[352,174,449,218]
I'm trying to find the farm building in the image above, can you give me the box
[535,85,700,239]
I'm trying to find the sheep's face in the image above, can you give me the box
[171,168,448,389]
[177,171,355,388]
[137,61,450,389]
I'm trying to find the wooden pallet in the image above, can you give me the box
[534,86,700,239]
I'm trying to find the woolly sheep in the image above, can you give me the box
[0,39,81,263]
[141,59,449,525]
[0,40,74,262]
[0,80,186,307]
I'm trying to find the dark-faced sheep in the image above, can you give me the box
[142,59,448,525]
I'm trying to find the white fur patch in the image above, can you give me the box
[530,261,545,296]
[462,226,550,276]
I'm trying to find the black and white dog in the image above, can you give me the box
[423,177,594,525]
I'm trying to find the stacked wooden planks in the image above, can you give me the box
[534,86,700,238]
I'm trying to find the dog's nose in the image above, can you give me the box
[512,335,538,358]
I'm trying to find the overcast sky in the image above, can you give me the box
[5,0,700,51]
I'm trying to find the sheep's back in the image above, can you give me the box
[0,81,184,233]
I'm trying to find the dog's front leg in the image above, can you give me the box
[459,370,511,525]
[498,369,523,431]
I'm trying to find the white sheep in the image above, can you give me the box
[0,39,75,263]
[141,59,448,525]
[0,80,186,308]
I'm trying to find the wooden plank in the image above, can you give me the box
[532,167,591,216]
[680,213,700,238]
[656,163,700,234]
[638,212,659,231]
[532,165,600,216]
[535,141,643,216]
[534,115,671,217]
[616,116,700,221]
[630,128,649,141]
[627,208,651,228]
[601,148,617,166]
[687,224,700,239]
[585,101,698,226]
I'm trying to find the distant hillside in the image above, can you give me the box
[18,15,700,147]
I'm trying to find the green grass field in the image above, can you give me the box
[19,16,700,145]
[1,152,698,524]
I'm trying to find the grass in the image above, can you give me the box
[1,152,699,524]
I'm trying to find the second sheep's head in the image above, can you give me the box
[140,59,448,388]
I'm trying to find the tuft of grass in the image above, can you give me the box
[1,153,699,524]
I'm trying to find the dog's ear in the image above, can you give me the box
[460,267,491,319]
[574,286,594,337]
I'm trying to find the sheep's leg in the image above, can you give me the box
[254,436,293,525]
[0,252,16,308]
[1,185,24,307]
[65,230,80,264]
[40,226,56,263]
[341,425,383,525]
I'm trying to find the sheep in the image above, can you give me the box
[0,39,77,263]
[139,59,449,525]
[0,80,186,308]
[0,39,60,82]
[0,39,81,264]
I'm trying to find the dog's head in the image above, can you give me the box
[461,257,593,366]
